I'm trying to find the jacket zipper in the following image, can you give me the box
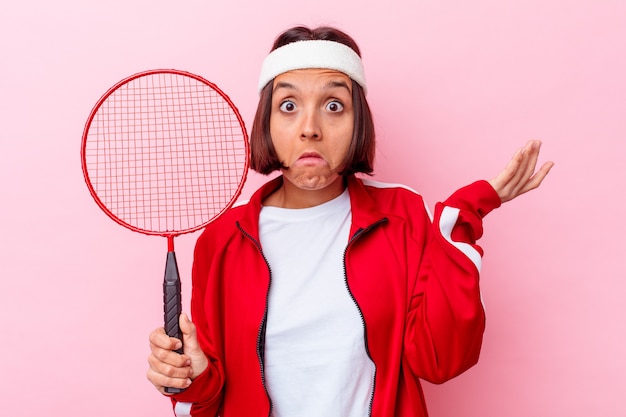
[237,217,387,417]
[343,219,388,417]
[236,221,274,417]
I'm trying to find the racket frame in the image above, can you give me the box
[80,68,250,240]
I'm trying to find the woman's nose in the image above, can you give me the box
[300,109,321,140]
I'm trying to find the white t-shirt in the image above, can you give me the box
[259,189,375,417]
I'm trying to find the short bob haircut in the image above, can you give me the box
[250,26,376,176]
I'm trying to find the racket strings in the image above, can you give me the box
[84,72,247,234]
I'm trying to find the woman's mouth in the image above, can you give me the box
[292,152,326,167]
[299,152,323,160]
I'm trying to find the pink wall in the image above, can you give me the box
[1,0,624,415]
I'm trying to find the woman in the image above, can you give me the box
[147,26,553,417]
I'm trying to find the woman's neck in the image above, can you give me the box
[263,176,347,209]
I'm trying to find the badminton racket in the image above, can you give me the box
[81,69,249,393]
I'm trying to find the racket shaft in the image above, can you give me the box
[163,251,185,394]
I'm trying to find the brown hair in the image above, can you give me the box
[249,26,376,176]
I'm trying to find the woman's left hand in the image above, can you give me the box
[488,140,554,203]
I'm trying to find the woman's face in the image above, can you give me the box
[269,68,354,192]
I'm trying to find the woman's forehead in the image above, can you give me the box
[273,69,352,91]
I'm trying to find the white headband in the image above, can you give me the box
[257,40,367,95]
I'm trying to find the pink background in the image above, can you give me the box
[1,0,624,415]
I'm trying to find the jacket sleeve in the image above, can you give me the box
[169,232,225,416]
[403,180,501,384]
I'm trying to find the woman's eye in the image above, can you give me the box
[279,101,296,112]
[326,101,344,112]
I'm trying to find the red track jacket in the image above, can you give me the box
[170,175,501,416]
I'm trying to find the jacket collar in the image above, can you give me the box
[345,175,387,237]
[235,175,385,240]
[234,175,282,240]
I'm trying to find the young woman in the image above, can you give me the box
[146,26,553,417]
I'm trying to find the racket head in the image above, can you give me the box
[81,69,249,237]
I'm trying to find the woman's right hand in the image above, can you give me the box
[147,313,209,394]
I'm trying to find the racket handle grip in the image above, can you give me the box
[163,251,185,394]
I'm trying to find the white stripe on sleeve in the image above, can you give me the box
[439,206,482,272]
